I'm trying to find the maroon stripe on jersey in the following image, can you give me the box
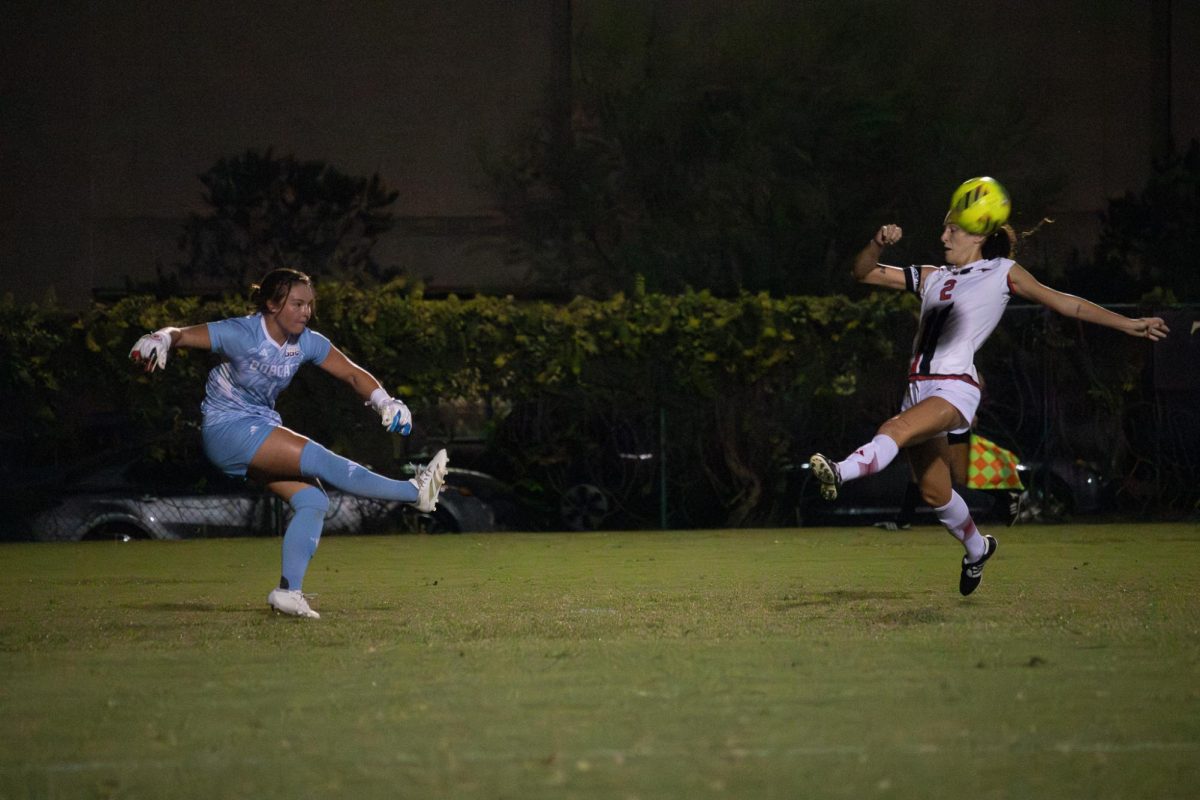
[906,373,982,389]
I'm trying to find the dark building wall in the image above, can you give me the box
[2,1,568,306]
[929,0,1193,267]
[2,1,1197,307]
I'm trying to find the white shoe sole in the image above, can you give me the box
[809,454,839,500]
[413,449,449,513]
[267,590,320,619]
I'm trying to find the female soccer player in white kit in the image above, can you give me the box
[130,268,448,618]
[810,182,1169,595]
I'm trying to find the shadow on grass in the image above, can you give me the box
[773,589,910,610]
[124,602,256,613]
[874,607,949,626]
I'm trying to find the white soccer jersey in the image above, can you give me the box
[899,257,1016,385]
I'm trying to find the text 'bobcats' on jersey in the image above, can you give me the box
[902,257,1015,385]
[200,313,332,427]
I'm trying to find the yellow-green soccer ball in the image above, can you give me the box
[946,176,1011,235]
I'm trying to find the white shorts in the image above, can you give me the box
[900,379,980,435]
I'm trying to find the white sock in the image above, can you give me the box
[836,434,900,482]
[934,490,987,561]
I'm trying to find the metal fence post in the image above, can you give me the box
[659,405,668,530]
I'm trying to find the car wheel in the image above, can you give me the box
[1019,471,1073,523]
[384,505,459,535]
[560,484,609,531]
[82,523,147,542]
[414,508,459,534]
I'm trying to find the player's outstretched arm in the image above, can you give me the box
[852,224,910,290]
[129,324,211,372]
[319,346,413,435]
[1008,264,1169,341]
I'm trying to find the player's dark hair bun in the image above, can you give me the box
[251,268,313,312]
[981,225,1016,260]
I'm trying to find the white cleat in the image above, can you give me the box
[410,448,449,513]
[267,588,320,619]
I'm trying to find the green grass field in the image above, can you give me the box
[1,524,1198,800]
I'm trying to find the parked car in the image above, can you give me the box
[3,447,505,542]
[792,455,1106,527]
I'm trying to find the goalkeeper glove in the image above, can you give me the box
[368,388,412,435]
[129,329,173,372]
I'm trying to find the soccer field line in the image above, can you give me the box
[8,739,1197,776]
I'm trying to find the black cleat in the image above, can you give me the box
[959,535,997,596]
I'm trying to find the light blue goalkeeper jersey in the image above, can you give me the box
[200,314,332,428]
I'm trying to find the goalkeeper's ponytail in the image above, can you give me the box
[251,268,314,313]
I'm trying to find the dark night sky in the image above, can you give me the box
[1,0,1197,307]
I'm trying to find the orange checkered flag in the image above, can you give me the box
[968,435,1024,490]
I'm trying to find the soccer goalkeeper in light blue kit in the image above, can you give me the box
[130,267,447,619]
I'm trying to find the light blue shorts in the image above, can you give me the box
[202,418,278,477]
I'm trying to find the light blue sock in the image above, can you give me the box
[299,441,418,503]
[280,486,329,591]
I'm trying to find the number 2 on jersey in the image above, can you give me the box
[939,278,957,302]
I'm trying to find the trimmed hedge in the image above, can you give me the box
[2,285,917,527]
